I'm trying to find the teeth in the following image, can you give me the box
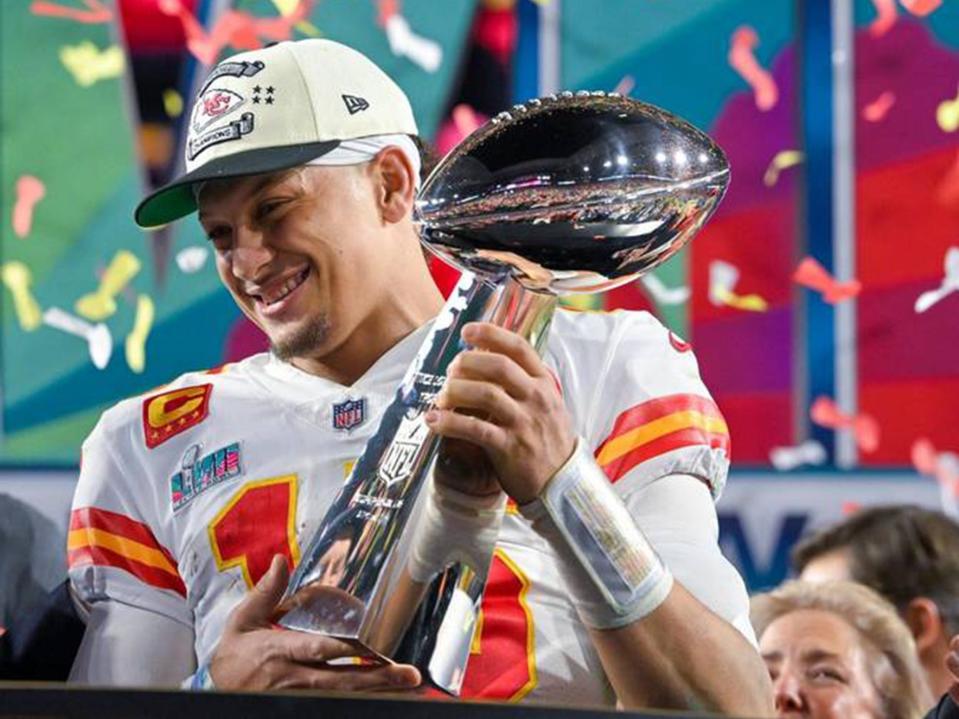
[260,268,308,306]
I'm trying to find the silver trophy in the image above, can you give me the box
[278,92,730,694]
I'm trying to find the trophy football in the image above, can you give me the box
[278,92,730,693]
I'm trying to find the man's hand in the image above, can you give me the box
[209,555,422,691]
[426,322,576,504]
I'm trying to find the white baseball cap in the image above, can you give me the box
[135,39,418,228]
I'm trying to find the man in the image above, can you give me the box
[794,505,959,698]
[67,38,771,713]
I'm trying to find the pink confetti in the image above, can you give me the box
[841,501,862,516]
[899,0,942,17]
[862,91,896,122]
[937,151,959,207]
[30,0,111,24]
[728,26,778,111]
[793,257,861,304]
[158,0,311,66]
[869,0,897,37]
[12,176,46,239]
[810,397,880,453]
[911,438,959,499]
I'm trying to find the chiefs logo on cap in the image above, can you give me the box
[142,384,213,449]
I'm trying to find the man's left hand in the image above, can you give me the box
[425,322,576,504]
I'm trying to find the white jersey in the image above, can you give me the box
[68,309,750,706]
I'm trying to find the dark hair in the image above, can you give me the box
[791,505,959,633]
[411,135,441,185]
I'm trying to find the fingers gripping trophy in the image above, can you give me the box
[278,91,730,694]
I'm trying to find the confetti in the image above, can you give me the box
[862,91,896,122]
[12,175,46,239]
[936,85,959,133]
[639,273,689,306]
[269,0,320,36]
[162,89,184,118]
[763,150,803,187]
[613,75,635,96]
[158,0,312,66]
[59,42,124,87]
[126,294,155,374]
[914,246,959,313]
[728,26,778,112]
[810,396,879,453]
[769,440,827,471]
[384,15,442,72]
[911,438,959,517]
[30,0,111,24]
[42,307,112,369]
[709,260,768,312]
[1,262,43,332]
[869,0,897,37]
[75,250,141,321]
[899,0,942,17]
[175,246,210,274]
[793,257,861,304]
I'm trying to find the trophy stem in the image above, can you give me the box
[277,270,557,694]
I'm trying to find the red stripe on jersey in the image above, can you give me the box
[68,545,187,597]
[70,507,178,568]
[600,394,725,441]
[599,426,730,484]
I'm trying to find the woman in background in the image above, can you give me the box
[752,580,932,719]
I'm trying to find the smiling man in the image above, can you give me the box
[66,39,771,713]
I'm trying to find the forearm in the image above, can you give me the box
[589,581,772,714]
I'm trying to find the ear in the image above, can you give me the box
[904,597,947,653]
[371,146,416,224]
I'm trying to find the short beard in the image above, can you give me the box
[270,316,331,361]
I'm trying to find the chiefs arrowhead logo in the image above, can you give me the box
[143,384,213,449]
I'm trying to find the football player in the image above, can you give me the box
[67,39,772,713]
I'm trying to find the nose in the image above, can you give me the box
[773,671,805,714]
[229,224,275,282]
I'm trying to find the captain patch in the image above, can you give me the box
[143,384,212,449]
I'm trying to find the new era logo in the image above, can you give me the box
[342,94,369,115]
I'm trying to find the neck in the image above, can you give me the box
[289,253,445,386]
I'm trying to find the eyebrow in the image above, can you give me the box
[197,171,297,222]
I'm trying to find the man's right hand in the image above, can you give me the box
[209,555,422,691]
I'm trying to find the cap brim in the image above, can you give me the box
[134,140,341,228]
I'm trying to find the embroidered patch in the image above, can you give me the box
[143,384,213,449]
[332,397,366,431]
[342,94,369,114]
[171,442,242,511]
[191,87,246,134]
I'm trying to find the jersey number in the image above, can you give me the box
[460,550,536,700]
[208,475,301,587]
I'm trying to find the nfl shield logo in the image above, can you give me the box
[332,398,366,431]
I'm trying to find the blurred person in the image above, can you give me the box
[793,505,959,697]
[0,493,66,628]
[753,580,933,719]
[66,38,772,713]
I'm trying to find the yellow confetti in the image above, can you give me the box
[75,250,141,321]
[1,261,42,331]
[936,85,959,133]
[713,286,768,312]
[125,294,155,374]
[162,88,184,118]
[763,149,804,187]
[59,41,124,87]
[560,294,603,312]
[269,0,321,36]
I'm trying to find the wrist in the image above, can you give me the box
[519,438,672,629]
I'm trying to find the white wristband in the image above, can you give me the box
[519,438,673,629]
[407,479,506,584]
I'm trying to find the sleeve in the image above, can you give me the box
[67,413,192,629]
[621,473,756,646]
[576,312,731,501]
